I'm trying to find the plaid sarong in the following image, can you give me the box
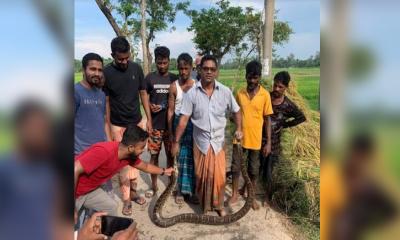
[173,115,196,196]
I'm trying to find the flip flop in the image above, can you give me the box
[122,202,132,216]
[145,189,155,198]
[132,196,146,205]
[175,195,184,204]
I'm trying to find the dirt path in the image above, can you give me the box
[110,145,303,240]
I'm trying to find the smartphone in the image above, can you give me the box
[101,215,134,236]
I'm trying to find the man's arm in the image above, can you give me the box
[230,91,242,140]
[263,115,272,156]
[283,102,306,128]
[74,161,84,196]
[174,114,190,143]
[104,97,112,141]
[167,83,176,139]
[74,161,84,194]
[233,111,243,140]
[139,90,153,132]
[105,96,113,140]
[171,114,190,157]
[134,161,174,176]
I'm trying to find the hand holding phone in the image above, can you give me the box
[101,215,134,237]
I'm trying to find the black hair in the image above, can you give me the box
[111,36,130,54]
[245,60,262,77]
[274,71,291,87]
[82,53,103,70]
[200,54,218,68]
[121,125,149,146]
[177,53,193,66]
[154,46,170,60]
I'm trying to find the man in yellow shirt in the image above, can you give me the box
[228,60,273,210]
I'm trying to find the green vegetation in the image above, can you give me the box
[75,67,320,111]
[217,68,320,111]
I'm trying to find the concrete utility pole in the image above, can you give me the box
[140,0,149,75]
[262,0,275,78]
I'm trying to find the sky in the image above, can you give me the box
[74,0,321,61]
[0,0,70,112]
[1,1,398,112]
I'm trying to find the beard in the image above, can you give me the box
[114,62,128,71]
[247,83,258,91]
[271,91,281,98]
[129,152,138,161]
[88,76,101,86]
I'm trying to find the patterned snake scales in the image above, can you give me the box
[151,143,254,227]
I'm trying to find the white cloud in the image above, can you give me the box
[74,29,197,60]
[75,35,112,59]
[148,30,197,59]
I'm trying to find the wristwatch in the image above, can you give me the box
[161,168,165,176]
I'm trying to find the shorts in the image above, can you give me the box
[148,129,170,155]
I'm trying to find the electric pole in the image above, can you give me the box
[262,0,275,78]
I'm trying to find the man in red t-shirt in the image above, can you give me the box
[74,125,173,216]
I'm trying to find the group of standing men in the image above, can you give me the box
[74,36,306,224]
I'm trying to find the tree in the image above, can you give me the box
[95,0,136,58]
[187,0,292,66]
[187,0,247,65]
[95,0,124,36]
[141,0,189,72]
[245,7,292,62]
[95,0,188,72]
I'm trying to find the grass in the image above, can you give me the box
[75,67,320,111]
[0,121,13,154]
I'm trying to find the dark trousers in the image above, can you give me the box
[231,147,260,181]
[260,153,279,200]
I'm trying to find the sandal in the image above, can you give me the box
[122,202,132,216]
[145,189,155,198]
[175,195,184,205]
[132,196,146,205]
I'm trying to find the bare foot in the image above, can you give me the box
[122,200,132,216]
[216,209,227,217]
[227,194,239,206]
[252,200,260,210]
[239,187,248,197]
[263,198,271,208]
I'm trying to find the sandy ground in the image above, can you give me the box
[107,143,305,240]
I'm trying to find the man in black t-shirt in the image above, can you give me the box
[103,36,153,215]
[144,46,178,198]
[260,71,306,207]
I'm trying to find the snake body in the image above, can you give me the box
[151,144,254,227]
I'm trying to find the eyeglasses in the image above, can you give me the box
[202,67,217,73]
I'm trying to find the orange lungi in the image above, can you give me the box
[193,143,226,212]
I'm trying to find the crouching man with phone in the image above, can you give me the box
[77,212,138,240]
[74,125,174,218]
